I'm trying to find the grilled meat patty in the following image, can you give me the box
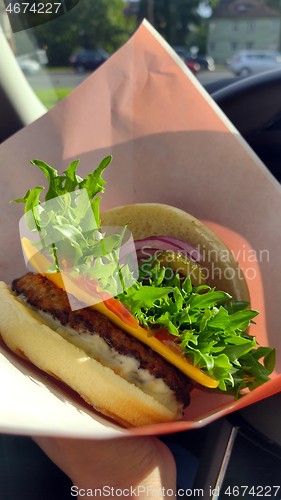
[12,273,192,408]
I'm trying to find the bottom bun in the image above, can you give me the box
[0,282,179,428]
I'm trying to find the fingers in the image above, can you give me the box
[31,435,177,496]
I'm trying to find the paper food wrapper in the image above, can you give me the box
[1,20,281,439]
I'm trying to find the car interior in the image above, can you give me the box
[1,2,281,499]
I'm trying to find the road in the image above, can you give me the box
[27,69,235,91]
[197,69,234,85]
[26,70,87,90]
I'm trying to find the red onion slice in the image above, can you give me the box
[118,235,202,270]
[155,236,202,262]
[134,236,201,263]
[134,238,182,264]
[135,237,182,252]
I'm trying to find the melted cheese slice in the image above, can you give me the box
[21,237,219,388]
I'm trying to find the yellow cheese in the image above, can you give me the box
[21,237,219,388]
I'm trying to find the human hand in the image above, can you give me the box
[33,434,177,499]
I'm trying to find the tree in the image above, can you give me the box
[138,0,219,48]
[33,0,137,66]
[139,0,198,46]
[262,0,281,12]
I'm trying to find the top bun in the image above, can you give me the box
[100,203,249,302]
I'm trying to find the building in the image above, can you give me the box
[123,0,140,19]
[207,0,281,64]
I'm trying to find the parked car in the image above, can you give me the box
[16,57,40,75]
[173,47,215,71]
[193,54,215,71]
[227,50,281,77]
[172,47,200,74]
[185,59,201,75]
[69,49,110,73]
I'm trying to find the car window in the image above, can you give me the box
[0,0,136,110]
[1,0,281,113]
[260,55,276,61]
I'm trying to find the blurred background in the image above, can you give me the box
[2,0,281,109]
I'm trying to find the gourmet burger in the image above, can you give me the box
[0,157,275,428]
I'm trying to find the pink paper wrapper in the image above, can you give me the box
[1,20,281,438]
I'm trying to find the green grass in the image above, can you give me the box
[45,67,71,72]
[35,88,74,110]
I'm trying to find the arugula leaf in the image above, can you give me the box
[264,348,276,374]
[199,308,212,332]
[63,160,82,192]
[90,197,101,228]
[24,186,44,232]
[30,160,64,201]
[10,189,31,204]
[228,300,250,314]
[188,290,231,309]
[89,258,118,281]
[252,347,276,374]
[52,224,86,253]
[78,156,112,201]
[208,309,259,331]
[222,341,256,363]
[126,286,174,310]
[182,275,192,295]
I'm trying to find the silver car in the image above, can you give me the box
[16,57,41,75]
[227,50,281,77]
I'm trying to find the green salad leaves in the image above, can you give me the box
[12,156,135,295]
[12,157,276,399]
[117,257,275,398]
